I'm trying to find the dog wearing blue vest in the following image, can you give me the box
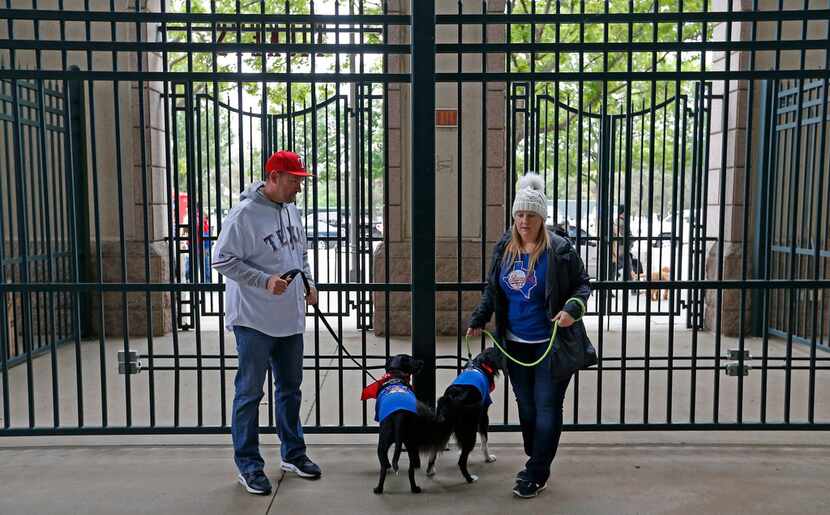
[362,354,445,494]
[426,347,505,483]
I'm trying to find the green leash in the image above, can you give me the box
[465,321,560,367]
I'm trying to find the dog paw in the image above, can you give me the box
[411,486,422,494]
[485,454,497,463]
[373,487,383,494]
[425,467,436,477]
[467,474,479,483]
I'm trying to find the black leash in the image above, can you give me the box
[280,269,378,381]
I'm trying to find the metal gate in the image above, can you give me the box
[508,82,712,324]
[759,79,830,351]
[1,2,830,436]
[169,84,383,331]
[1,75,85,367]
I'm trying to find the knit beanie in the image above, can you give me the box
[511,173,547,219]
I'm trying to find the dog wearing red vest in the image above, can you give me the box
[362,354,447,494]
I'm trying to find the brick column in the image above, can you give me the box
[703,9,754,335]
[91,0,172,337]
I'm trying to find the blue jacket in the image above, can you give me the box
[469,231,596,379]
[375,379,417,423]
[452,368,493,407]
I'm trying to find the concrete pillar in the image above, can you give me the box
[703,0,754,336]
[95,0,172,337]
[374,0,507,336]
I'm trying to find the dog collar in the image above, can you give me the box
[473,364,497,393]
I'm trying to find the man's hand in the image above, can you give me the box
[466,327,482,337]
[306,286,318,306]
[266,274,290,295]
[552,311,576,328]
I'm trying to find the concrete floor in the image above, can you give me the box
[1,433,829,515]
[1,313,829,513]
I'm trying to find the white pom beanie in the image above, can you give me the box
[511,173,547,219]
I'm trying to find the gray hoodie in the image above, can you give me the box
[211,181,314,337]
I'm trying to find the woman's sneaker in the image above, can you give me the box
[513,479,547,498]
[237,471,272,495]
[280,456,322,479]
[515,468,530,482]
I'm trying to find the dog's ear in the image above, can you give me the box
[482,347,505,372]
[412,359,424,375]
[386,354,406,372]
[495,350,506,372]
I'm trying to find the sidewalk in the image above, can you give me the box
[1,432,828,515]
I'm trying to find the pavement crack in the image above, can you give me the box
[266,470,284,514]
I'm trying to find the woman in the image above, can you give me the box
[467,173,592,499]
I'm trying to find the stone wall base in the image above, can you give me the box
[89,240,172,338]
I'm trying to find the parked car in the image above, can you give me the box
[304,211,382,244]
[305,219,339,249]
[548,222,597,247]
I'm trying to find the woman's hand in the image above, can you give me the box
[466,327,482,337]
[552,311,575,328]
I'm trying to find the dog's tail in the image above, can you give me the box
[391,414,404,473]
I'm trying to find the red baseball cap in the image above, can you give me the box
[265,150,314,177]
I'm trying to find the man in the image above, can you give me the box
[212,150,321,496]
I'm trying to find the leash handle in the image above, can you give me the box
[280,268,311,295]
[466,322,559,368]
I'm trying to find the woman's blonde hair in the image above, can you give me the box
[502,214,550,275]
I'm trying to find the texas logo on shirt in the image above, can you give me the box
[503,260,537,300]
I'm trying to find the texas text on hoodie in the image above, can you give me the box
[211,181,314,337]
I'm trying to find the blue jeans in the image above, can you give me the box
[232,326,307,474]
[202,240,212,280]
[506,339,571,484]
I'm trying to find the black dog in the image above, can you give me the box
[426,347,505,483]
[363,354,444,494]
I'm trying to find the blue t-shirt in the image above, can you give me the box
[452,368,493,407]
[499,251,552,343]
[375,380,418,422]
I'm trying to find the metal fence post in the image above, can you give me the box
[751,79,774,338]
[66,65,91,338]
[411,0,436,406]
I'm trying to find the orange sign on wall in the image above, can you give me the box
[435,109,458,127]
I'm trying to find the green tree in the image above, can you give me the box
[507,0,712,216]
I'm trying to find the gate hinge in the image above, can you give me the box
[118,350,142,375]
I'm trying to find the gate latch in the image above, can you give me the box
[728,349,752,360]
[118,350,142,375]
[724,349,752,377]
